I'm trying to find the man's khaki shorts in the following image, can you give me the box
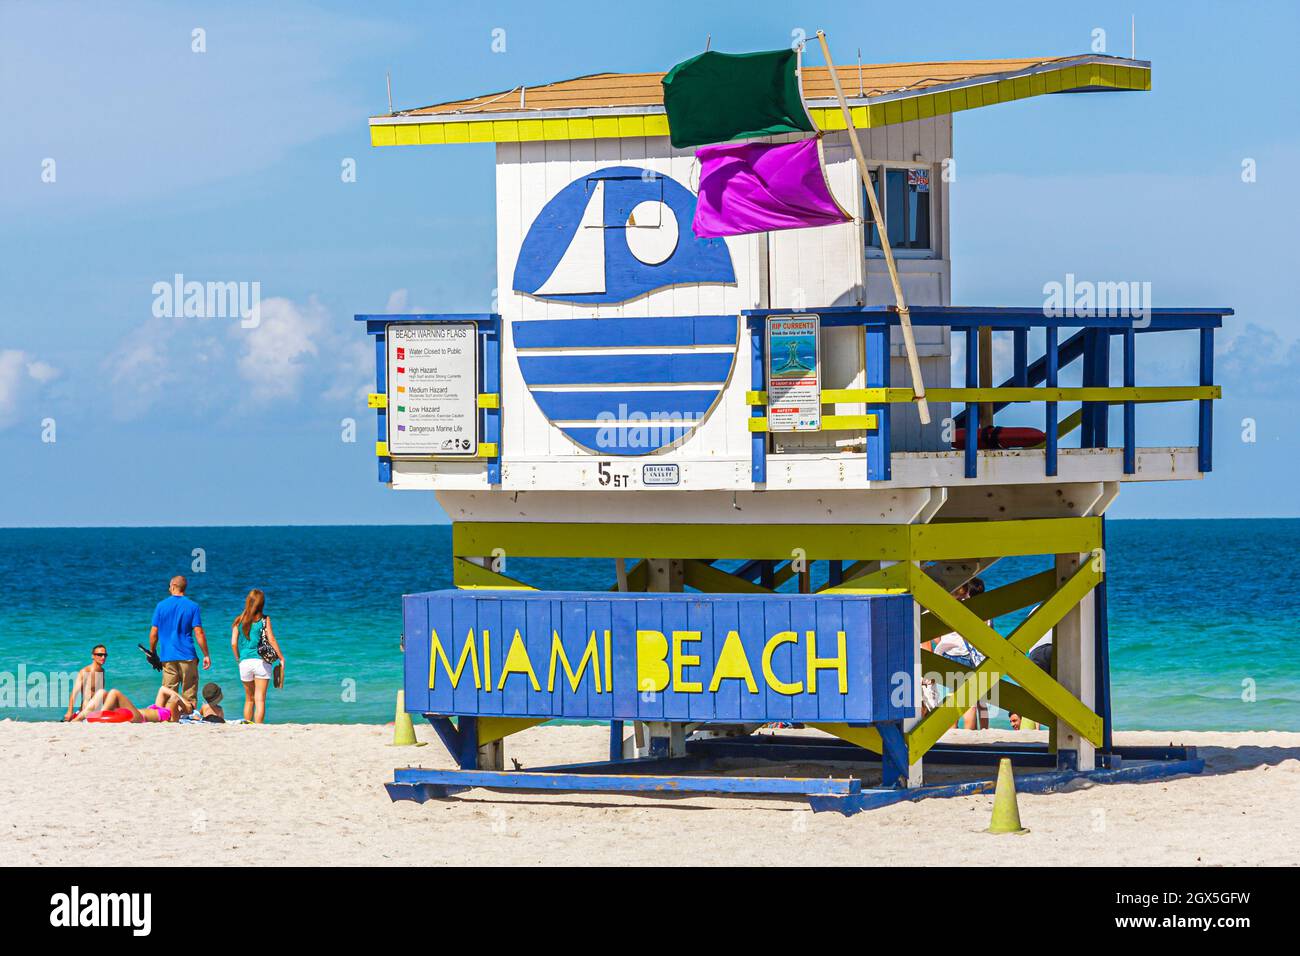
[161,659,199,706]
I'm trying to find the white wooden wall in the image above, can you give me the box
[492,116,955,487]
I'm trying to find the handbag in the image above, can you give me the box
[256,617,279,664]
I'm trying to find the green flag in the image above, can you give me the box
[662,49,815,149]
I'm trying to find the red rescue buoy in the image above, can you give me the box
[952,426,1047,450]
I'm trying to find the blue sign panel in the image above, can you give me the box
[402,590,915,724]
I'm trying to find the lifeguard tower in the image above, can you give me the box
[362,48,1226,812]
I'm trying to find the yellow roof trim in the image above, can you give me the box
[369,55,1150,147]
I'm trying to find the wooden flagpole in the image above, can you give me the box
[815,30,930,425]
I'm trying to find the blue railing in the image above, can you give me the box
[743,306,1231,482]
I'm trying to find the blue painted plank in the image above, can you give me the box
[660,599,691,721]
[393,766,862,797]
[531,389,719,421]
[611,599,638,718]
[813,599,846,722]
[738,598,768,723]
[634,600,664,721]
[451,595,480,715]
[710,599,742,721]
[790,599,820,723]
[1199,328,1214,472]
[1045,325,1059,477]
[865,325,890,481]
[404,595,431,714]
[763,600,794,724]
[558,425,694,455]
[476,594,503,716]
[586,600,614,718]
[1123,327,1136,475]
[512,315,738,349]
[518,353,733,386]
[750,323,766,483]
[523,600,553,716]
[687,598,715,722]
[964,326,978,478]
[425,594,454,713]
[499,600,528,716]
[558,600,588,718]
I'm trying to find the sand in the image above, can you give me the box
[1,721,1296,866]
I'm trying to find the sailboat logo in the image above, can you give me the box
[512,166,735,303]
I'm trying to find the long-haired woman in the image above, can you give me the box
[231,589,284,723]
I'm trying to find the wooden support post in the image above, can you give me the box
[1053,551,1097,771]
[637,559,686,758]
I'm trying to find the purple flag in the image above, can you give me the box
[693,136,851,238]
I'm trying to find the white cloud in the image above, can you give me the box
[0,349,59,428]
[235,297,325,402]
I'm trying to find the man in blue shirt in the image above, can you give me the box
[148,575,210,708]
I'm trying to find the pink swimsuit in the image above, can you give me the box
[146,704,172,722]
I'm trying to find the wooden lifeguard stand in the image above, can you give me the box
[363,50,1225,812]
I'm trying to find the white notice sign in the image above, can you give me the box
[765,314,821,432]
[386,323,478,456]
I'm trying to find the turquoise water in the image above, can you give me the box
[0,521,1295,730]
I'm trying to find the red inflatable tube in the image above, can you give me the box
[952,425,1047,450]
[85,707,135,723]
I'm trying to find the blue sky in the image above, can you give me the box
[0,0,1295,525]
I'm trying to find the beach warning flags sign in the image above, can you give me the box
[662,49,814,148]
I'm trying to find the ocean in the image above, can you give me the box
[1,521,1295,731]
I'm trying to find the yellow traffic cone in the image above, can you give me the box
[387,690,426,747]
[986,758,1028,834]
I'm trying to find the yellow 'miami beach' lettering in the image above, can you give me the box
[548,629,606,693]
[806,630,848,693]
[429,627,481,690]
[672,630,702,692]
[762,631,802,695]
[708,630,758,693]
[498,629,541,691]
[637,629,669,693]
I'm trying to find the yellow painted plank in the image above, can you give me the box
[932,90,951,115]
[542,118,569,140]
[418,123,446,145]
[592,116,621,139]
[492,120,520,142]
[477,717,547,745]
[868,102,887,126]
[617,115,645,137]
[901,97,919,123]
[748,413,878,433]
[567,116,594,139]
[467,121,495,143]
[810,723,883,755]
[375,441,389,457]
[476,442,499,458]
[909,517,1101,561]
[907,563,1104,761]
[1029,73,1046,96]
[851,105,869,128]
[1013,76,1031,100]
[1045,69,1063,94]
[644,114,670,136]
[395,124,420,146]
[919,568,1057,642]
[517,119,544,141]
[884,100,903,125]
[917,94,935,120]
[370,124,396,147]
[476,392,500,409]
[921,648,1055,726]
[442,122,470,144]
[452,556,537,590]
[818,562,910,595]
[455,522,912,561]
[367,393,387,409]
[681,559,774,595]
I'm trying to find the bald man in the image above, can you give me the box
[148,575,210,708]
